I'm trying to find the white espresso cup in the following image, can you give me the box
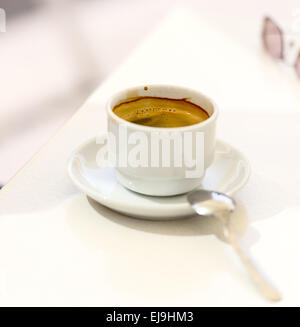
[106,84,218,196]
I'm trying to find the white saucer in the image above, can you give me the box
[68,137,250,220]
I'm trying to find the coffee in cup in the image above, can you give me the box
[106,85,218,196]
[113,97,209,128]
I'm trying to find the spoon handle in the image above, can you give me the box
[223,225,281,301]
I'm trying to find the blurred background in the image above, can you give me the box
[0,0,298,186]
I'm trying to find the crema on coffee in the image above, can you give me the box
[113,97,209,127]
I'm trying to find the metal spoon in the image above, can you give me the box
[187,189,281,302]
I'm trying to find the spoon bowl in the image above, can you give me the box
[187,190,235,218]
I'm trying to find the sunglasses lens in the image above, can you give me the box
[262,17,283,59]
[295,54,300,79]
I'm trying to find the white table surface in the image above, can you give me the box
[1,7,300,306]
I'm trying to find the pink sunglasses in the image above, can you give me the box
[262,16,300,78]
